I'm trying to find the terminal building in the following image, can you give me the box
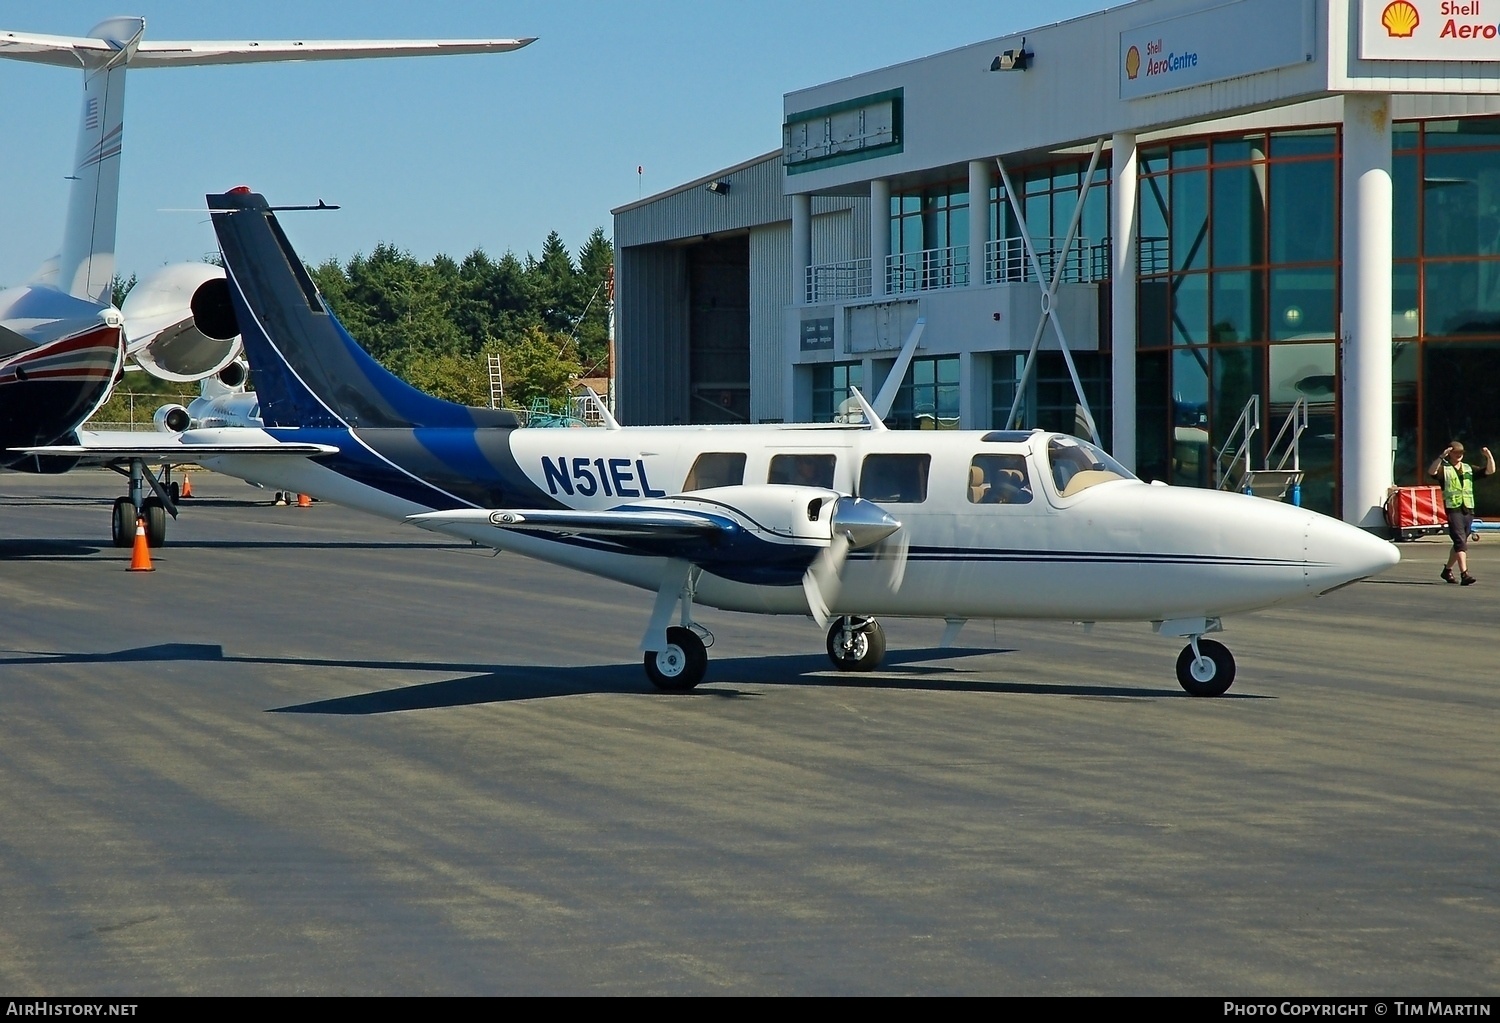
[612,0,1500,524]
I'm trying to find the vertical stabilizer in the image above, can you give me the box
[55,17,141,303]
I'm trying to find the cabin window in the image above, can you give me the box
[683,452,747,491]
[1047,435,1132,497]
[859,453,930,503]
[968,454,1033,505]
[768,453,835,488]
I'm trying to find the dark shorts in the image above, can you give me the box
[1446,507,1475,552]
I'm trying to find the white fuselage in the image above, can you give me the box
[193,425,1399,626]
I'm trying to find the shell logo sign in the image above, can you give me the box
[1381,0,1420,36]
[1126,44,1141,79]
[1361,0,1500,58]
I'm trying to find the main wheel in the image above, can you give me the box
[111,497,135,548]
[141,497,168,548]
[644,626,707,691]
[826,616,886,672]
[1175,639,1235,697]
[168,481,181,503]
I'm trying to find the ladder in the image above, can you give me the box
[487,354,505,410]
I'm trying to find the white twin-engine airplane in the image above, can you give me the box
[0,15,532,493]
[23,189,1402,696]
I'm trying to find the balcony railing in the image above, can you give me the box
[803,234,1152,304]
[982,236,1108,285]
[886,245,970,295]
[806,258,872,303]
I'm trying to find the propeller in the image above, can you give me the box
[801,496,901,628]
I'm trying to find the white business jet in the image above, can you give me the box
[0,16,532,541]
[22,189,1401,696]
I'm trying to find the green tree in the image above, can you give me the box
[491,325,580,409]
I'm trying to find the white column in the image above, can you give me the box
[968,160,989,287]
[870,178,890,299]
[1110,132,1138,473]
[791,193,812,305]
[1341,94,1394,528]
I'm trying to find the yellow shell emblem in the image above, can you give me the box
[1381,0,1420,38]
[1126,45,1141,79]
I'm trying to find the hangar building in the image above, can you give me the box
[612,0,1500,524]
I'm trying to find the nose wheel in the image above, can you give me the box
[1175,638,1235,696]
[826,616,886,671]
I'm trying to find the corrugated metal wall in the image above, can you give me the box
[615,150,867,425]
[615,244,689,425]
[749,222,790,422]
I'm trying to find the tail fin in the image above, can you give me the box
[52,18,141,302]
[208,187,517,431]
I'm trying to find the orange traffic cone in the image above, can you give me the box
[297,493,311,508]
[128,517,154,572]
[179,474,193,499]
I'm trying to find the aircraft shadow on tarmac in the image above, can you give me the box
[0,642,1262,711]
[0,537,468,557]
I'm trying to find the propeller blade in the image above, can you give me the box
[802,529,850,628]
[876,527,910,592]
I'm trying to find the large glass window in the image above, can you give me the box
[1422,343,1500,517]
[811,363,864,423]
[887,356,959,431]
[991,351,1111,446]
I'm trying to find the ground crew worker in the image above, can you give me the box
[1428,440,1496,585]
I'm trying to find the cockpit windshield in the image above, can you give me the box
[1045,435,1137,497]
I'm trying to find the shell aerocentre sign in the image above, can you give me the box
[1361,0,1500,59]
[1119,0,1313,99]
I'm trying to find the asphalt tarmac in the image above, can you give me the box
[1,469,1496,995]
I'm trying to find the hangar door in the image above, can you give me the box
[687,237,749,424]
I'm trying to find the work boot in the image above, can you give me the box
[1462,573,1478,586]
[1441,567,1457,583]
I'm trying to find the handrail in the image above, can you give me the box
[886,245,969,294]
[1214,395,1260,491]
[1267,397,1308,473]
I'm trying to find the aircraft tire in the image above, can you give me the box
[1175,639,1235,697]
[645,626,707,691]
[826,617,886,672]
[111,497,135,548]
[142,497,168,548]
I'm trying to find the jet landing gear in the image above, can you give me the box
[108,457,176,548]
[1175,637,1236,697]
[826,616,886,672]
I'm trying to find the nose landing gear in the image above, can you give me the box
[1175,637,1235,697]
[826,616,886,672]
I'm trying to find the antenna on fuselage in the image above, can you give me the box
[844,386,887,430]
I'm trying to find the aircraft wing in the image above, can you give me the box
[0,31,535,68]
[13,431,337,464]
[411,508,728,541]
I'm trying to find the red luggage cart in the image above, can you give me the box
[1385,486,1447,542]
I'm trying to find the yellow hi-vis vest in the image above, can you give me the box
[1441,462,1476,510]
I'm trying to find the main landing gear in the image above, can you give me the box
[107,457,178,548]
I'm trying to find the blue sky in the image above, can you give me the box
[0,0,1102,288]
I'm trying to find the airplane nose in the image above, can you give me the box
[1304,513,1401,592]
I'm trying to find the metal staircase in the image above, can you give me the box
[1215,396,1308,504]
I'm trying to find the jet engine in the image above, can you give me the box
[153,403,191,434]
[121,263,241,383]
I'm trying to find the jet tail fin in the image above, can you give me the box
[208,187,517,432]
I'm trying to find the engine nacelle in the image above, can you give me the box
[121,262,241,383]
[153,403,191,434]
